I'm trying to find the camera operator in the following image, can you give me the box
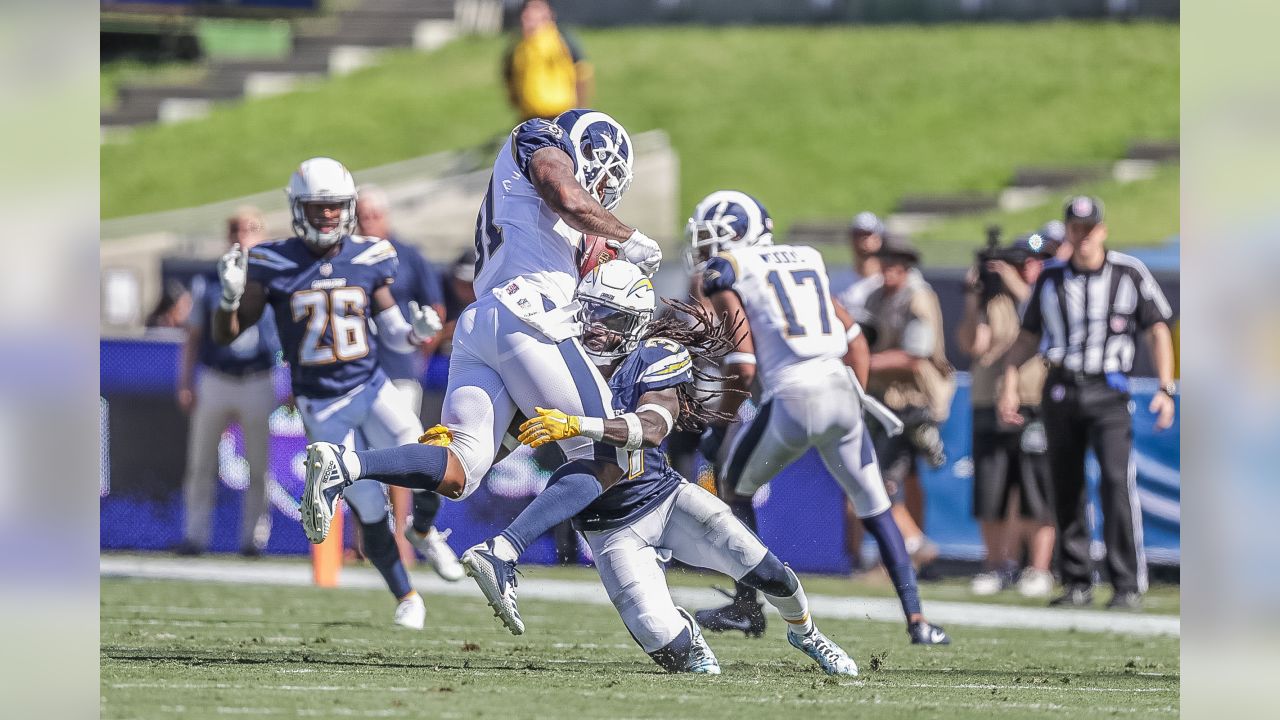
[863,235,956,568]
[999,196,1176,610]
[957,230,1059,598]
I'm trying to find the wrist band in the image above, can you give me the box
[579,416,605,441]
[219,296,240,312]
[724,352,756,365]
[845,323,862,343]
[636,403,674,438]
[620,413,644,451]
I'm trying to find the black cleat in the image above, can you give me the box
[1049,585,1094,608]
[694,587,767,638]
[1106,591,1143,611]
[908,621,951,645]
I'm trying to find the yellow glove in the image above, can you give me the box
[517,407,581,448]
[418,424,453,446]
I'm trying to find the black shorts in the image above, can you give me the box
[971,406,1053,523]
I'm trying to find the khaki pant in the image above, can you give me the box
[181,368,277,550]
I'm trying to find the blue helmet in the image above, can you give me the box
[553,109,634,211]
[685,190,774,269]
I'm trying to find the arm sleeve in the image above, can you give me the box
[511,118,576,180]
[1020,274,1048,335]
[1134,267,1174,329]
[700,255,738,296]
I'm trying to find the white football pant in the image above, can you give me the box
[441,292,615,499]
[582,483,768,653]
[296,373,424,523]
[722,359,892,519]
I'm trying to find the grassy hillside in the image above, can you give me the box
[101,22,1178,237]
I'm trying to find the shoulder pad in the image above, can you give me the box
[510,118,575,178]
[701,255,738,296]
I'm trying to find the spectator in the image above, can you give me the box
[957,233,1056,598]
[503,0,593,121]
[355,185,448,567]
[999,195,1176,610]
[145,279,193,330]
[862,235,955,569]
[836,211,886,319]
[175,208,281,557]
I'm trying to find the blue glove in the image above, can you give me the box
[699,425,728,463]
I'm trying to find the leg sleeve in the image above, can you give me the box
[584,527,686,654]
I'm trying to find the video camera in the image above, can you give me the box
[974,225,1033,302]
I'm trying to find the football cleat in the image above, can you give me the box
[301,442,351,544]
[908,621,951,646]
[676,608,721,675]
[788,628,858,676]
[695,587,767,638]
[405,526,465,582]
[1016,568,1055,599]
[393,592,425,630]
[461,540,524,635]
[1106,591,1143,612]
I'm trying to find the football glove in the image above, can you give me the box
[418,425,453,447]
[518,407,581,448]
[608,230,662,276]
[217,243,248,310]
[408,301,443,343]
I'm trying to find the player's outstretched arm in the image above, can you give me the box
[518,388,680,452]
[832,298,870,387]
[527,147,634,242]
[212,282,266,345]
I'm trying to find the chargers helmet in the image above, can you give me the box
[685,190,774,269]
[556,109,634,211]
[575,260,655,364]
[287,157,357,248]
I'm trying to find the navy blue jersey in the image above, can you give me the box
[376,236,445,382]
[190,273,280,375]
[574,337,695,532]
[247,235,398,399]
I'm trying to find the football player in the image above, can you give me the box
[297,109,663,635]
[686,190,951,646]
[213,157,444,629]
[306,262,860,675]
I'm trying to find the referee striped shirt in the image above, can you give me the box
[1021,251,1173,374]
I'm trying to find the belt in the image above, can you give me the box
[1046,366,1105,384]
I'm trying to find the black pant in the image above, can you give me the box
[1041,373,1146,594]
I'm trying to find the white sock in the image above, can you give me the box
[491,534,519,563]
[341,449,362,480]
[764,568,814,636]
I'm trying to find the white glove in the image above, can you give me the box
[408,301,442,343]
[610,230,662,276]
[217,243,248,310]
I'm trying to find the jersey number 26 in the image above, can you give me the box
[291,287,370,365]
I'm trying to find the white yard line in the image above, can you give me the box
[100,555,1178,638]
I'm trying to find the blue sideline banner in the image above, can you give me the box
[100,339,1180,571]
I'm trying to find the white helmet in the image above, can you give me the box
[556,109,634,211]
[575,260,655,364]
[287,157,357,248]
[685,190,774,269]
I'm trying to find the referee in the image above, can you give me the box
[998,195,1176,610]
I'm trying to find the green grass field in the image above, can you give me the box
[101,22,1178,233]
[101,568,1179,719]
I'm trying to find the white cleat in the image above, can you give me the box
[789,628,858,676]
[461,540,524,635]
[405,526,465,582]
[301,442,350,544]
[677,607,721,674]
[1017,568,1055,599]
[393,592,425,630]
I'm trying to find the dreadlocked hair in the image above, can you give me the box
[640,298,749,432]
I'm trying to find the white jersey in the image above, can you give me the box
[702,243,847,392]
[472,118,587,308]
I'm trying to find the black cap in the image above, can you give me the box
[875,233,920,265]
[1064,195,1104,224]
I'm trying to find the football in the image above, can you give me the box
[578,234,618,277]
